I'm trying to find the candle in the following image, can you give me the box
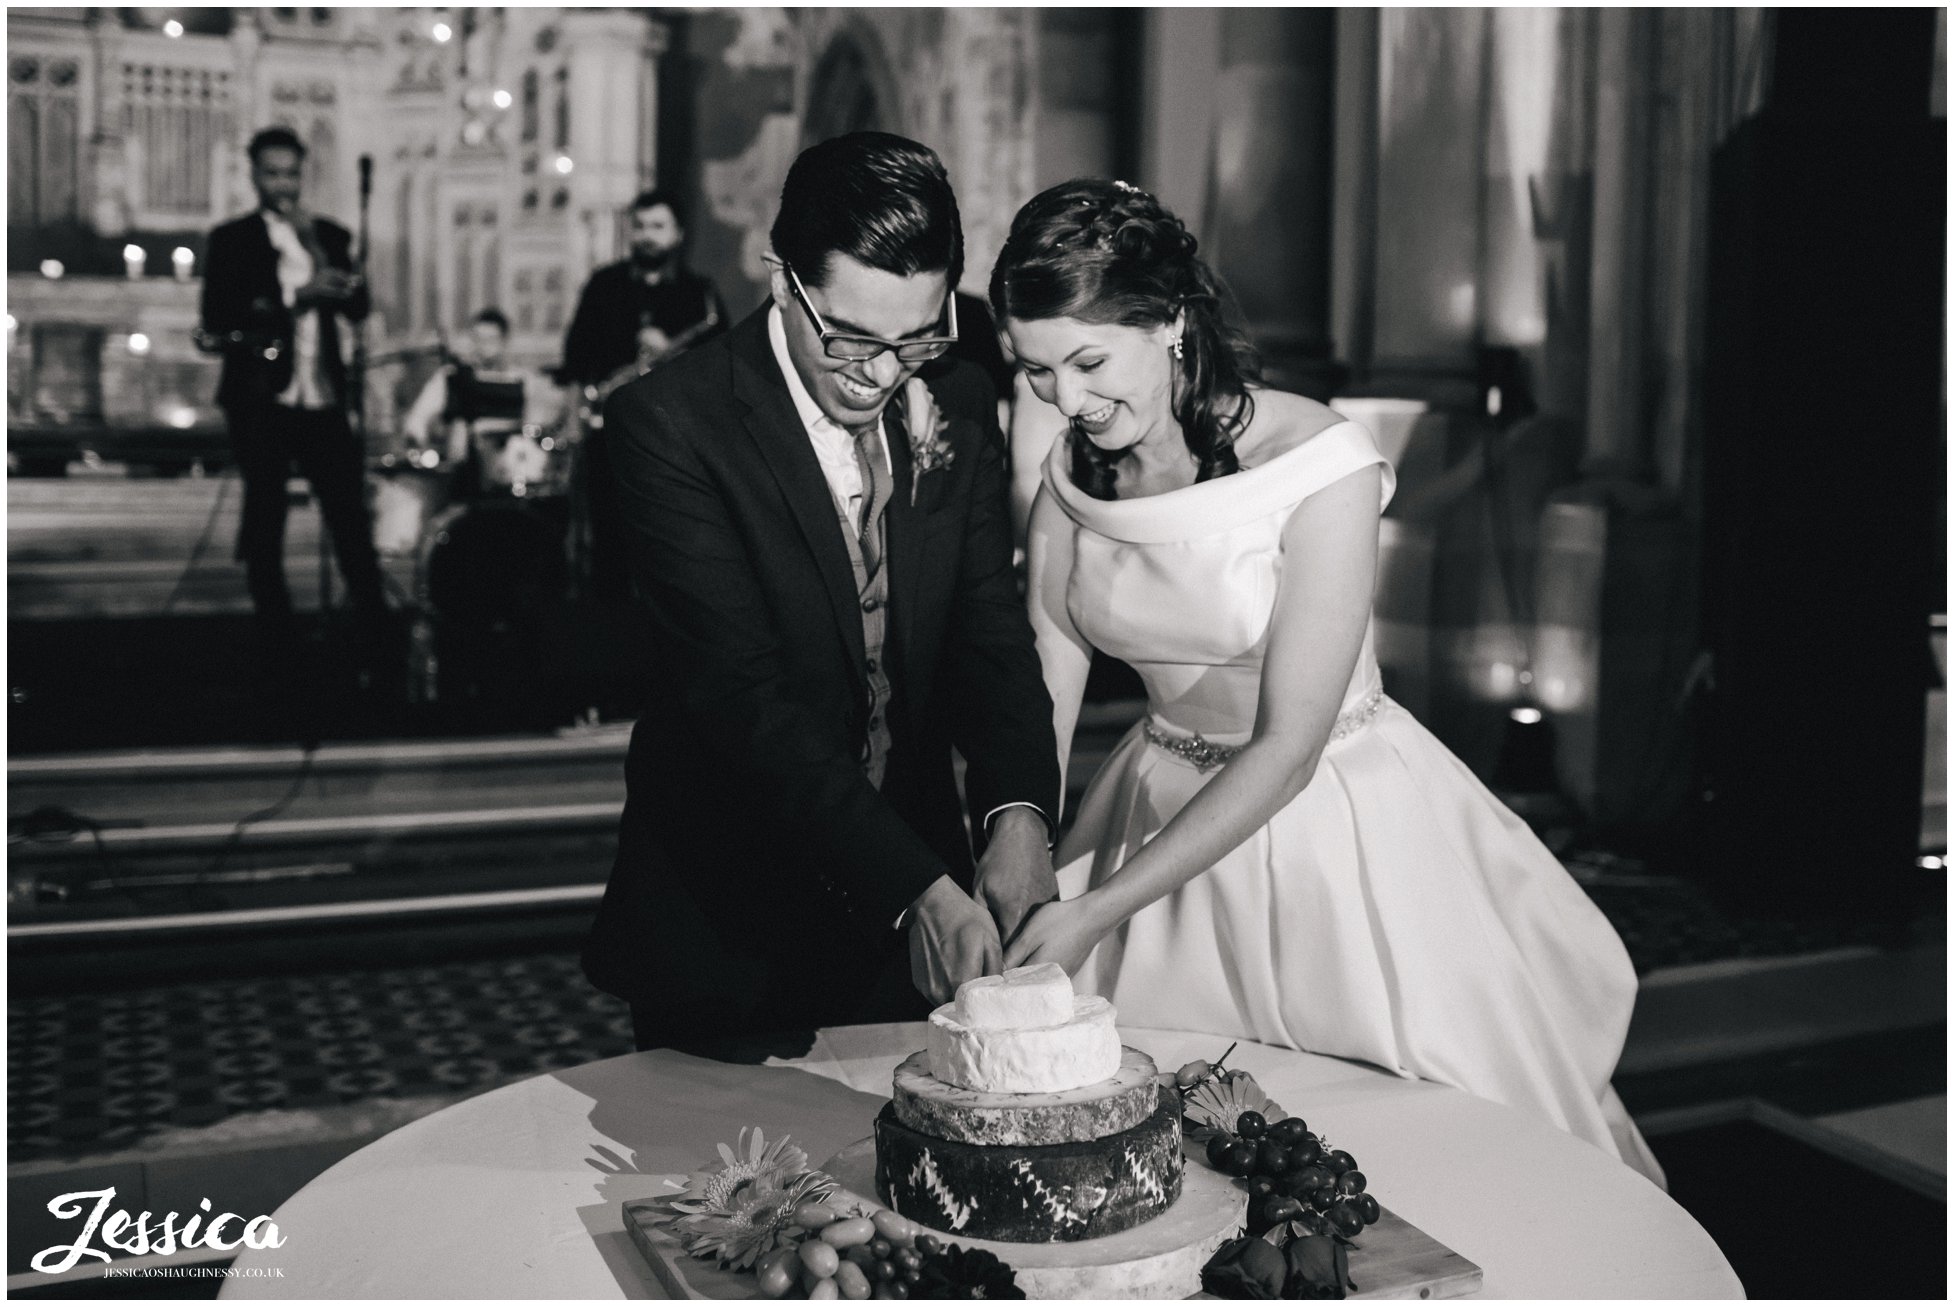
[172,247,195,282]
[123,244,146,279]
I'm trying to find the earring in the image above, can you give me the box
[1171,336,1184,362]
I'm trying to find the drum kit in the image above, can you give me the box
[370,407,579,709]
[367,318,716,713]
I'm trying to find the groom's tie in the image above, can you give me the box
[848,416,892,577]
[841,414,894,792]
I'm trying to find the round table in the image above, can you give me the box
[218,1024,1742,1299]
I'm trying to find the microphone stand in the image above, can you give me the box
[352,154,373,451]
[321,156,376,666]
[336,156,375,631]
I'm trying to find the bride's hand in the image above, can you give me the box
[1001,893,1110,976]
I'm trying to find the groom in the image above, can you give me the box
[582,133,1062,1052]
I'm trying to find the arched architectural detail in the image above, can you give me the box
[478,206,501,314]
[306,113,336,211]
[392,170,413,331]
[452,204,474,323]
[803,23,903,145]
[520,66,539,143]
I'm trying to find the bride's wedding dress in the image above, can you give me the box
[1045,419,1664,1185]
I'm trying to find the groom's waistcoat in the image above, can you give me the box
[830,433,894,789]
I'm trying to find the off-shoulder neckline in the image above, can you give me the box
[1042,418,1394,544]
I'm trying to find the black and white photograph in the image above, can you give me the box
[6,4,1945,1300]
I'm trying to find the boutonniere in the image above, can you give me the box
[901,376,955,506]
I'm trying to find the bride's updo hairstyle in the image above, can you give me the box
[989,178,1257,499]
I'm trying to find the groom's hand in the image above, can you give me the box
[908,875,1003,1005]
[973,807,1058,946]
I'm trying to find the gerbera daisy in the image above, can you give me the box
[673,1170,833,1270]
[665,1126,812,1218]
[1181,1069,1286,1141]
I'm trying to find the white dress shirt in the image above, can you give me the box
[766,305,1052,928]
[262,210,332,409]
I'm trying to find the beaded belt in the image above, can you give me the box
[1143,688,1386,773]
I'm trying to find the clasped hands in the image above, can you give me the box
[908,808,1107,1005]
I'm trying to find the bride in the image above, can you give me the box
[991,179,1664,1185]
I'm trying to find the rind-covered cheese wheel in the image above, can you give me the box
[874,1086,1186,1243]
[891,1047,1162,1146]
[955,963,1074,1029]
[927,994,1121,1094]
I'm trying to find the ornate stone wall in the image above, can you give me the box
[675,7,1036,316]
[6,5,667,436]
[9,5,1084,405]
[8,5,1058,438]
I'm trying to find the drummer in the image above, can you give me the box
[401,307,564,498]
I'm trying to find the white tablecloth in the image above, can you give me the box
[219,1024,1742,1299]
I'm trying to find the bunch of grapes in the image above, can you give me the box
[1201,1111,1382,1240]
[753,1204,945,1300]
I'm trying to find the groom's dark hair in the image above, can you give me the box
[771,132,963,290]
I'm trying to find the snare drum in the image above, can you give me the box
[369,451,453,557]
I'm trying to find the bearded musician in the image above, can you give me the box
[561,188,727,598]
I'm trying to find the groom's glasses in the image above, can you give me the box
[784,262,959,363]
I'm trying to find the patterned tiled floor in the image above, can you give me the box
[1579,872,1934,975]
[8,877,1942,1167]
[8,953,635,1164]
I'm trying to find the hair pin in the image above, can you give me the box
[1112,179,1143,195]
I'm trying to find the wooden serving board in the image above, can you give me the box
[626,1192,773,1301]
[625,1147,1240,1300]
[625,1148,1480,1300]
[1328,1208,1481,1300]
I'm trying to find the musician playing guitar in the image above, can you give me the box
[560,188,728,599]
[200,125,390,675]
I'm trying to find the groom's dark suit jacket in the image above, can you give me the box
[582,306,1061,1037]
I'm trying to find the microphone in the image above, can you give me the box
[358,155,373,203]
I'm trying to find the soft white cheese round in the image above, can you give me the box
[954,963,1074,1030]
[926,994,1122,1094]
